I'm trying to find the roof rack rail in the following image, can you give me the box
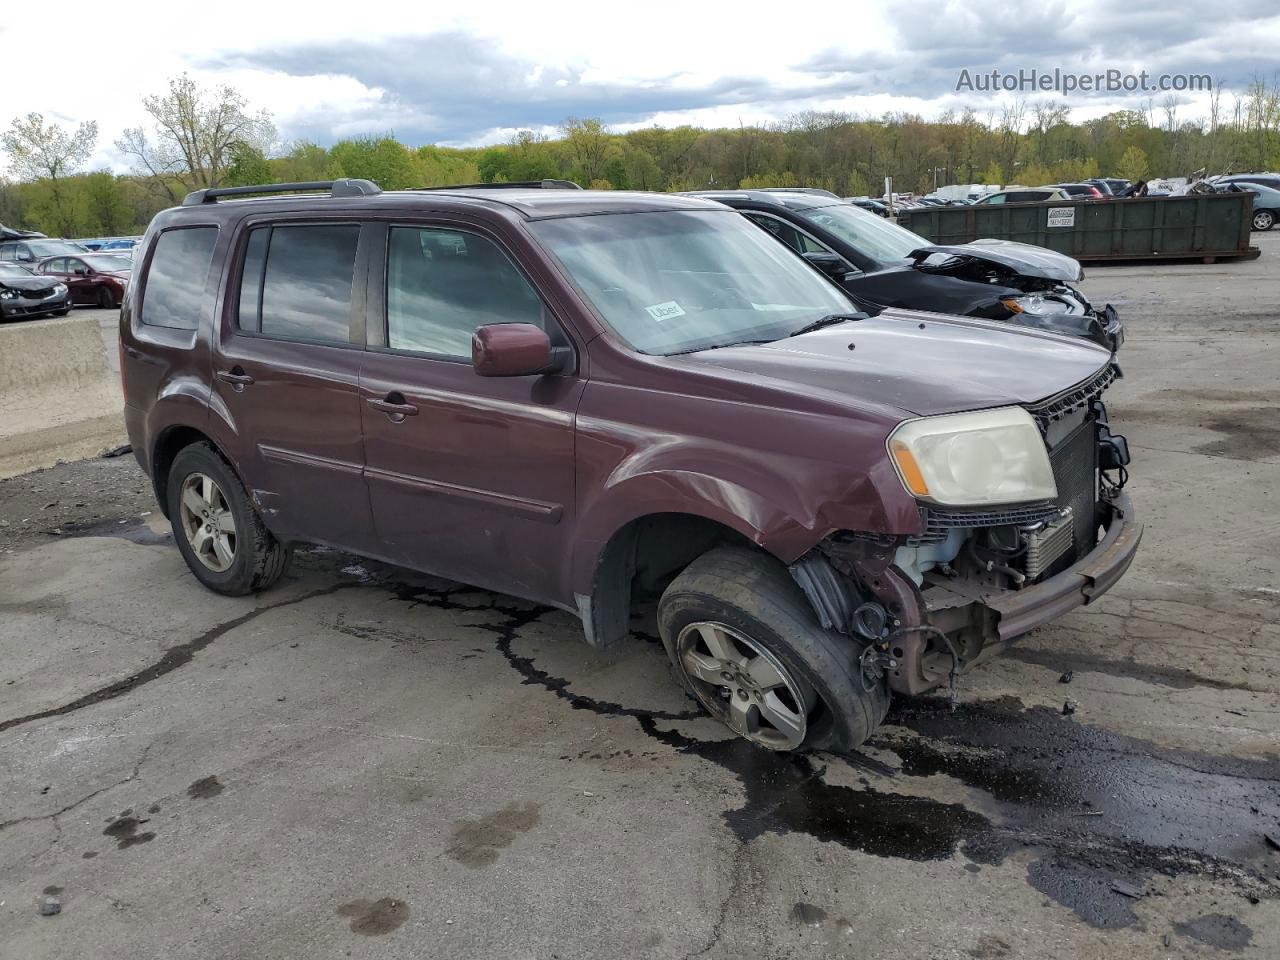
[412,179,583,192]
[181,179,382,206]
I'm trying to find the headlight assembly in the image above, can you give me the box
[888,406,1057,507]
[0,288,19,300]
[1000,293,1083,316]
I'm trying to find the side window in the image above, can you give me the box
[983,193,1006,204]
[69,258,87,275]
[0,243,12,260]
[744,214,829,256]
[235,228,270,333]
[43,258,65,273]
[252,224,359,344]
[140,227,218,329]
[386,227,546,358]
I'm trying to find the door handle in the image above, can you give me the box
[216,369,255,388]
[367,395,419,420]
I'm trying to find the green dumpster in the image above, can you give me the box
[899,192,1260,263]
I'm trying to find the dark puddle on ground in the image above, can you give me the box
[336,897,410,935]
[379,572,1279,933]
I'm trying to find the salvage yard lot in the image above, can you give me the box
[2,235,1279,959]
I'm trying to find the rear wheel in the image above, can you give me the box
[167,442,290,595]
[1253,210,1275,231]
[657,547,889,752]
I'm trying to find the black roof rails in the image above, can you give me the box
[412,179,583,192]
[181,179,382,206]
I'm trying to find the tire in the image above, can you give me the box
[166,442,291,595]
[97,286,116,309]
[54,307,70,317]
[1253,210,1275,231]
[657,546,889,753]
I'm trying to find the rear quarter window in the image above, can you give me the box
[140,226,218,329]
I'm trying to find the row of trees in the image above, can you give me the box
[4,74,1280,238]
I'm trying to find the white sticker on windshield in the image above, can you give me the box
[645,300,687,322]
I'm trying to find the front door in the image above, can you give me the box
[213,221,376,553]
[359,223,583,605]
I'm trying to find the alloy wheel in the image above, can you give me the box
[676,621,809,750]
[1254,210,1275,231]
[178,472,237,572]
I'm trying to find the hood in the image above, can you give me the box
[0,274,62,293]
[911,239,1084,282]
[684,308,1112,418]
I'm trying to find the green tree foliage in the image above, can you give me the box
[1116,145,1150,182]
[1,112,98,236]
[8,82,1280,238]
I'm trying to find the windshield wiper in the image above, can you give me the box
[788,312,867,337]
[665,338,776,356]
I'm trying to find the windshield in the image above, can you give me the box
[82,254,133,272]
[0,264,33,278]
[31,240,88,257]
[527,210,854,355]
[792,203,924,263]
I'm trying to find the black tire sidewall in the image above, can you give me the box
[167,444,261,595]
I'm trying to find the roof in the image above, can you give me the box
[681,189,845,212]
[160,187,726,225]
[405,188,723,219]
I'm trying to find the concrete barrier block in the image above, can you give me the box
[0,316,125,478]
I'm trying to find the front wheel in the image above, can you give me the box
[167,442,291,595]
[1253,210,1275,231]
[97,286,116,308]
[657,547,889,752]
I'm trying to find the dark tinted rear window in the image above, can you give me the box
[255,225,359,344]
[141,227,218,329]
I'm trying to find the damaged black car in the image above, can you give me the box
[686,190,1122,352]
[0,262,71,322]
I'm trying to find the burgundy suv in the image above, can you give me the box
[120,179,1141,752]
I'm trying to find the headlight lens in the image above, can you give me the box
[0,288,19,300]
[1000,293,1081,316]
[888,406,1057,506]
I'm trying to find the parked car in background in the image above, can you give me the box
[98,237,140,252]
[845,196,891,217]
[1047,183,1104,199]
[972,187,1072,204]
[758,187,844,200]
[0,238,89,264]
[1214,173,1280,192]
[0,262,71,321]
[685,189,1122,351]
[121,179,1138,753]
[35,252,132,307]
[1230,182,1280,231]
[1094,178,1131,195]
[1,224,46,241]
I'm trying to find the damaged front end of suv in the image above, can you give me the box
[790,361,1139,698]
[905,240,1122,352]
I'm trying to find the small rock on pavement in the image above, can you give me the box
[1059,670,1073,684]
[39,897,62,916]
[1062,700,1077,716]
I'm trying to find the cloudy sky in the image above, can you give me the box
[2,0,1277,175]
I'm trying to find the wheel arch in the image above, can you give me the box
[576,509,770,650]
[150,425,237,518]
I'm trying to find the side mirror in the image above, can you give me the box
[75,267,91,276]
[472,323,568,377]
[802,251,851,280]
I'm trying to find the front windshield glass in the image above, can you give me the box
[793,203,924,263]
[527,210,854,355]
[31,240,88,257]
[83,254,133,272]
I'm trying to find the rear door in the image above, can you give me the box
[213,220,377,553]
[358,220,583,605]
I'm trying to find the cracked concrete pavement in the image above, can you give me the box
[1,238,1278,959]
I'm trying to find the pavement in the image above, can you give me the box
[2,236,1278,959]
